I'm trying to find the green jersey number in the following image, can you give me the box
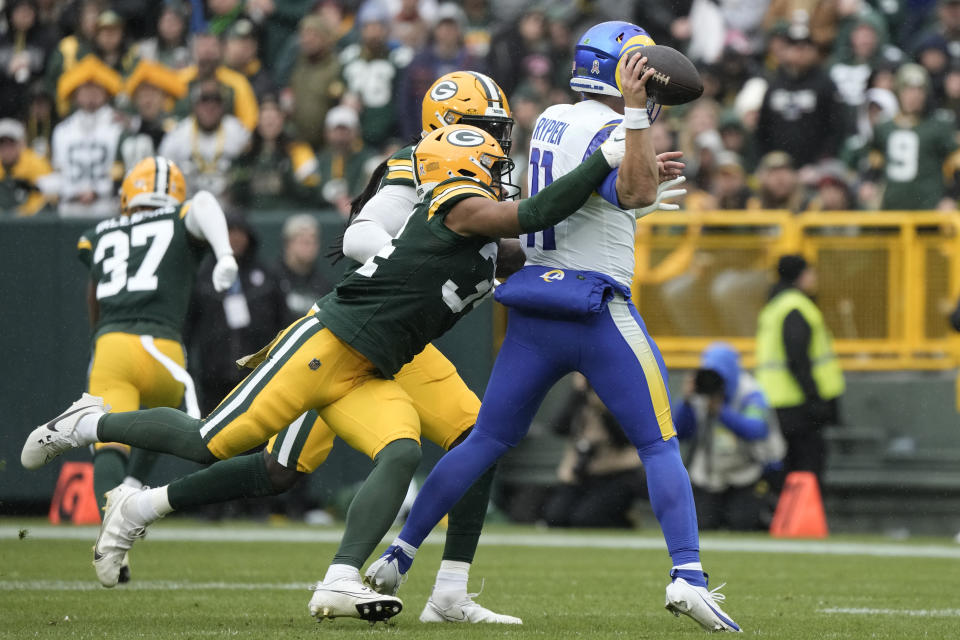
[357,241,497,313]
[94,219,174,299]
[886,130,919,182]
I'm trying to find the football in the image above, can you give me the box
[622,44,703,106]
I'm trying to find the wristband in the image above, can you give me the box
[622,107,650,130]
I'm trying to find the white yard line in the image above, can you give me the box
[3,525,960,559]
[819,607,960,617]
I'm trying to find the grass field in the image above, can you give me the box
[2,519,959,639]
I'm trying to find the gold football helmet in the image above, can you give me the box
[413,124,516,200]
[120,156,187,215]
[421,71,514,154]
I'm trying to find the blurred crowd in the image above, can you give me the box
[0,0,959,220]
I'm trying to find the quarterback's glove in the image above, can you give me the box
[212,254,239,293]
[634,176,687,219]
[599,123,626,167]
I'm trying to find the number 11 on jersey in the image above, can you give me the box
[525,147,556,250]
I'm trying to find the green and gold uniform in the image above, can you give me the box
[78,203,205,442]
[870,111,960,210]
[265,145,483,472]
[201,177,498,461]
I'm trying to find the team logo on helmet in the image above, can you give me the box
[446,128,486,147]
[429,80,459,101]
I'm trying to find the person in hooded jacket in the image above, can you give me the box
[674,343,785,531]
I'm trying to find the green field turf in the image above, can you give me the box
[2,520,959,639]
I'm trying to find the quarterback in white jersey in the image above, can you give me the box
[370,21,743,634]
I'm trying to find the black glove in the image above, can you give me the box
[807,398,835,426]
[950,297,960,332]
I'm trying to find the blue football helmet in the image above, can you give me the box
[570,21,655,97]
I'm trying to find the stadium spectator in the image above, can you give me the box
[829,12,902,112]
[230,95,321,211]
[45,0,101,116]
[755,22,846,169]
[253,0,312,70]
[396,3,485,139]
[0,0,58,119]
[223,18,276,100]
[91,10,137,77]
[862,63,959,210]
[205,0,246,36]
[839,86,899,173]
[176,31,259,131]
[755,151,809,212]
[118,60,187,171]
[159,79,251,200]
[542,373,645,529]
[674,343,785,531]
[136,1,193,70]
[24,82,55,159]
[756,255,845,486]
[718,110,759,173]
[0,118,56,216]
[912,32,951,104]
[389,0,434,50]
[340,1,413,147]
[287,15,343,150]
[710,151,755,210]
[316,105,373,216]
[808,162,856,210]
[276,214,333,318]
[462,0,493,59]
[487,5,547,97]
[51,55,124,218]
[910,0,960,66]
[184,212,290,414]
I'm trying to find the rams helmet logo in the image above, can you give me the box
[541,269,565,282]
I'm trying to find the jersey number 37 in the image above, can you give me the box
[94,220,174,299]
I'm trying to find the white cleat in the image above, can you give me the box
[665,577,741,632]
[21,393,106,470]
[420,593,523,624]
[93,485,147,588]
[308,576,403,623]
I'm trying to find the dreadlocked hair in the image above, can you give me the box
[326,137,420,264]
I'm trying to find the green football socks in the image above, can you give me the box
[98,408,214,464]
[332,438,422,568]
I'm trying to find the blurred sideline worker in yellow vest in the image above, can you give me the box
[756,255,844,484]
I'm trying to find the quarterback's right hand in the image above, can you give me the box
[212,254,239,292]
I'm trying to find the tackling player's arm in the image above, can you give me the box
[445,148,615,237]
[615,53,659,209]
[183,190,238,292]
[343,185,419,263]
[495,238,526,279]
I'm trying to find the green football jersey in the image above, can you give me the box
[78,203,206,341]
[873,112,958,210]
[317,176,499,377]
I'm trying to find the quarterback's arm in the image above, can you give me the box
[614,53,659,209]
[343,184,419,262]
[183,190,238,292]
[446,150,614,237]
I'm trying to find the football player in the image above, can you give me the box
[21,79,634,623]
[77,156,238,580]
[366,22,742,633]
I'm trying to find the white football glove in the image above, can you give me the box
[599,123,626,167]
[634,176,687,219]
[212,254,239,293]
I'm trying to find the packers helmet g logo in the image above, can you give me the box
[447,128,486,147]
[430,80,458,102]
